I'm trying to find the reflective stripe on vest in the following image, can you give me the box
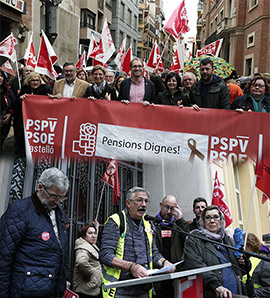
[242,257,261,289]
[102,211,153,298]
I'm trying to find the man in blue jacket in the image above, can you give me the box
[188,58,230,110]
[0,167,70,298]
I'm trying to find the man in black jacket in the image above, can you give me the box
[154,195,189,297]
[188,58,230,110]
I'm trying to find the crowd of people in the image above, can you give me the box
[1,57,269,155]
[0,168,269,298]
[0,57,269,297]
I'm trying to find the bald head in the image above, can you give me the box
[22,66,34,79]
[160,195,178,220]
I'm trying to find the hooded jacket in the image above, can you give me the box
[73,237,102,296]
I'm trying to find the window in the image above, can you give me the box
[247,32,255,48]
[215,16,218,30]
[249,0,258,10]
[127,36,131,48]
[80,9,95,30]
[128,9,132,26]
[210,22,213,34]
[245,57,253,76]
[220,9,224,21]
[119,31,124,45]
[134,15,137,30]
[120,3,125,20]
[106,0,112,8]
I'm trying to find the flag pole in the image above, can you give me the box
[95,182,106,220]
[14,48,21,90]
[244,174,257,248]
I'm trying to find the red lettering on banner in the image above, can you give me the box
[22,95,269,164]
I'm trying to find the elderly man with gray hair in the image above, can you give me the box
[0,167,70,298]
[100,186,175,298]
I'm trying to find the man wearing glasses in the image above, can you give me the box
[118,58,156,105]
[0,167,70,298]
[154,195,190,298]
[52,62,90,99]
[100,187,175,298]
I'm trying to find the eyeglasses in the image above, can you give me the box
[183,78,193,82]
[251,84,265,88]
[204,215,220,221]
[163,205,175,212]
[131,198,150,205]
[30,79,40,83]
[42,183,67,201]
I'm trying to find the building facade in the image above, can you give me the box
[200,0,270,76]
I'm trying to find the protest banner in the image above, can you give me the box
[23,95,269,167]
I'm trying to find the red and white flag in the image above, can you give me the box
[145,41,164,73]
[164,0,190,39]
[87,34,102,60]
[197,39,223,57]
[0,59,15,76]
[169,40,185,74]
[101,159,121,205]
[121,46,132,76]
[76,50,86,69]
[212,171,232,228]
[35,30,58,80]
[24,33,36,68]
[115,37,126,71]
[255,134,270,201]
[0,33,17,62]
[169,50,181,74]
[95,19,115,64]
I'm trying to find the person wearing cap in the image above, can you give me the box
[0,167,70,298]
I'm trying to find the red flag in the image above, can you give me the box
[101,159,121,205]
[146,42,164,73]
[121,46,132,76]
[35,30,58,80]
[95,18,115,64]
[164,0,190,39]
[197,39,223,57]
[0,59,15,76]
[88,35,102,60]
[212,171,232,228]
[169,50,181,74]
[0,33,16,62]
[115,37,126,71]
[76,50,86,69]
[24,33,37,68]
[255,134,270,200]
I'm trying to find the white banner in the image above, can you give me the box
[95,124,208,163]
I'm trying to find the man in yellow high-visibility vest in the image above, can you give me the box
[100,187,175,298]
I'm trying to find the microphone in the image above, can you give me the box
[144,215,167,223]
